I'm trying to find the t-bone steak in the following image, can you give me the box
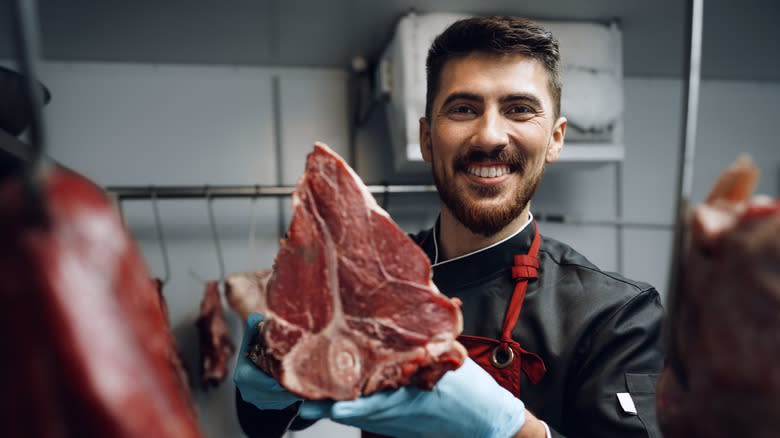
[248,142,466,400]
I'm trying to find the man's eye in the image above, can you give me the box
[450,105,475,114]
[506,105,536,120]
[507,106,532,114]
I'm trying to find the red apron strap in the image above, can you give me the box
[500,221,541,343]
[516,345,546,384]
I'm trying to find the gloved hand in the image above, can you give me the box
[233,312,302,410]
[299,358,526,438]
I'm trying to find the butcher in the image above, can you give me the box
[234,16,663,437]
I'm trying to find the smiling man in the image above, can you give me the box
[421,48,565,252]
[234,16,664,438]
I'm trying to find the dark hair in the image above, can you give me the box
[425,16,562,119]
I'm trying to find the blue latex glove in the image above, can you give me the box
[233,312,302,410]
[299,358,525,438]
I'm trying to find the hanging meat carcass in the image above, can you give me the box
[0,166,203,437]
[196,280,235,388]
[657,156,780,437]
[152,277,195,405]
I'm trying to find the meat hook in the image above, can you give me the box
[247,186,259,271]
[11,0,49,227]
[150,186,171,285]
[206,186,226,284]
[381,182,390,211]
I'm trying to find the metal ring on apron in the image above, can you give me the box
[490,344,515,369]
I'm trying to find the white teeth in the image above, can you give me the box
[466,166,510,178]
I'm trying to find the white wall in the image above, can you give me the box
[620,78,780,297]
[10,60,779,437]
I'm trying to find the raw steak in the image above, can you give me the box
[657,156,780,437]
[225,269,272,321]
[249,142,466,400]
[196,280,236,388]
[0,166,202,437]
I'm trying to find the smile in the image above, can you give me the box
[466,165,511,178]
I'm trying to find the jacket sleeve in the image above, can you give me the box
[560,289,665,438]
[235,389,316,437]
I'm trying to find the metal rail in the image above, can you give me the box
[106,184,439,199]
[106,184,674,229]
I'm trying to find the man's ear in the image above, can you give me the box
[545,116,567,163]
[419,117,433,163]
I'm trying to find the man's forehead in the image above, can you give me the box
[435,52,551,103]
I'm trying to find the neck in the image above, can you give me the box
[437,204,532,261]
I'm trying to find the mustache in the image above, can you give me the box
[454,148,527,172]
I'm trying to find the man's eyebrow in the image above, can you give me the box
[499,94,543,108]
[441,92,483,108]
[440,92,544,109]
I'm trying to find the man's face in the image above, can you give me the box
[420,51,566,237]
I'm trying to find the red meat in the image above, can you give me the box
[0,167,202,437]
[196,280,235,388]
[249,143,466,400]
[225,269,271,322]
[657,156,780,437]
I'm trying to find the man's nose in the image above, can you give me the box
[471,110,509,150]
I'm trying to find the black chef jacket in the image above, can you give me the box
[236,220,665,438]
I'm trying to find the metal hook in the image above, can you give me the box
[248,190,259,271]
[206,186,226,283]
[12,0,49,227]
[381,182,391,211]
[150,186,171,285]
[117,197,124,222]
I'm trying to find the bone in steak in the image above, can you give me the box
[196,280,236,388]
[0,166,202,437]
[657,156,780,438]
[248,142,466,400]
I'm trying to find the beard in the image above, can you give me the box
[432,146,544,237]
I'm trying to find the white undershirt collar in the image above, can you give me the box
[431,212,534,267]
